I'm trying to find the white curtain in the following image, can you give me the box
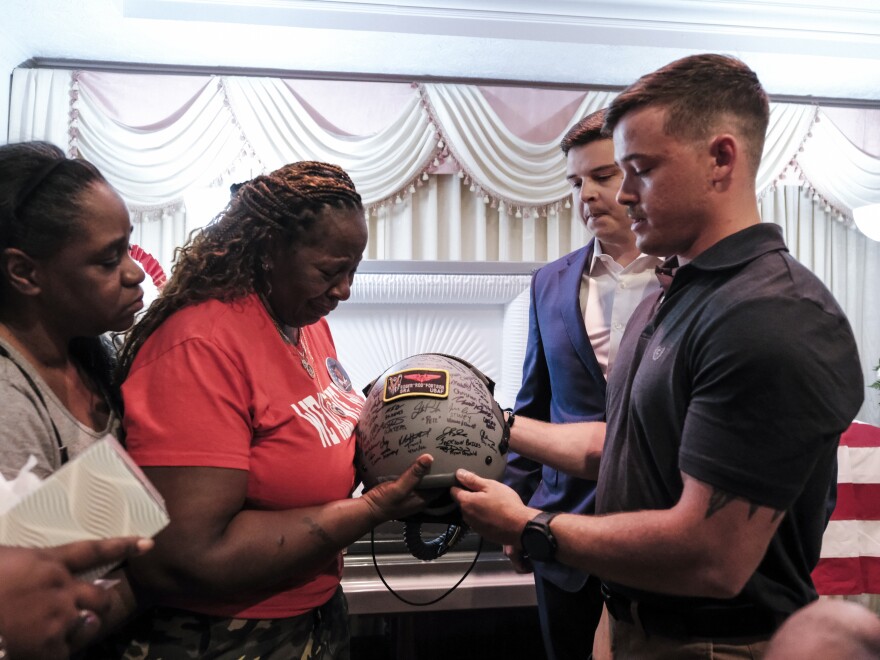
[421,84,616,212]
[224,77,438,204]
[13,68,880,224]
[798,110,880,214]
[364,174,588,262]
[756,103,817,194]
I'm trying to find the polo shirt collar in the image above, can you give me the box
[689,223,788,272]
[655,223,787,294]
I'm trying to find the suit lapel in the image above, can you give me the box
[559,239,606,384]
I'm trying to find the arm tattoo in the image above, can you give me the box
[705,488,737,519]
[705,488,785,521]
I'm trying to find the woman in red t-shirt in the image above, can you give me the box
[113,162,435,658]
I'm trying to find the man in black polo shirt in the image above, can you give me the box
[452,53,864,658]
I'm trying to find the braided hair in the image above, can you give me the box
[117,161,363,380]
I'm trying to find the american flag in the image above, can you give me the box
[812,421,880,595]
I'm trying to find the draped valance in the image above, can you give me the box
[9,68,880,226]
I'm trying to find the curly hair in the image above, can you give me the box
[116,161,363,380]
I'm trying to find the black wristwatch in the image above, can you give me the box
[521,511,559,562]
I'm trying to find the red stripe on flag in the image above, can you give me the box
[813,556,880,596]
[831,483,880,521]
[841,422,880,448]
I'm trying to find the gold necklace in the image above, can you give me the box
[258,294,316,379]
[296,330,317,380]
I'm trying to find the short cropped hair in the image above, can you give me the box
[604,54,770,174]
[560,109,608,156]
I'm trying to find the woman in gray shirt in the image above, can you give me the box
[0,140,147,656]
[0,141,145,478]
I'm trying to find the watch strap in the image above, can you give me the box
[528,510,559,530]
[521,510,560,561]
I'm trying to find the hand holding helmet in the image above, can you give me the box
[358,453,443,524]
[450,467,537,547]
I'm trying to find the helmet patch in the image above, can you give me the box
[383,368,449,402]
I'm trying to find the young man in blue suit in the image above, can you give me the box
[502,109,662,660]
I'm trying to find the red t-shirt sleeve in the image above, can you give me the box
[123,337,253,469]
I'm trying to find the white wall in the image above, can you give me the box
[0,33,27,144]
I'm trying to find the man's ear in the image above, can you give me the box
[1,248,42,296]
[709,134,737,185]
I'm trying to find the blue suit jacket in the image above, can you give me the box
[504,240,607,590]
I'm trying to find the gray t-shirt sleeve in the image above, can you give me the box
[0,367,62,480]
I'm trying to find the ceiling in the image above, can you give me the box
[6,0,880,102]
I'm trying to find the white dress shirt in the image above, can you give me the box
[578,241,663,379]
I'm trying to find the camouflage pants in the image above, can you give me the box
[93,588,350,660]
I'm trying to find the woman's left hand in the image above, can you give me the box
[360,454,439,523]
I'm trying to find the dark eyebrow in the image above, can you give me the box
[320,255,362,271]
[567,164,618,182]
[99,227,133,254]
[590,163,619,175]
